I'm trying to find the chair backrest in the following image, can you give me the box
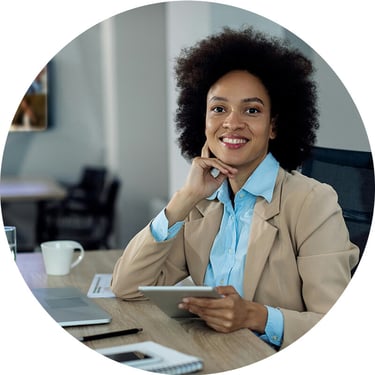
[78,167,107,195]
[103,178,121,214]
[42,176,121,249]
[301,146,374,266]
[100,178,121,244]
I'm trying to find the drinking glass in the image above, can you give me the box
[5,226,17,261]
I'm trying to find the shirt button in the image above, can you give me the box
[272,336,279,341]
[220,279,225,284]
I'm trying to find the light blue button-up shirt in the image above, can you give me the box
[151,153,284,347]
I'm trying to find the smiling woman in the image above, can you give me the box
[205,70,276,187]
[174,27,319,171]
[111,26,359,352]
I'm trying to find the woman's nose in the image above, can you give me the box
[223,110,244,129]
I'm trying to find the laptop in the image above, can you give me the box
[31,286,112,327]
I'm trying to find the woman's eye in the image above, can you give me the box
[212,106,225,113]
[246,107,260,114]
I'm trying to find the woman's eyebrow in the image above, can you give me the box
[207,95,228,103]
[242,97,265,105]
[208,96,264,105]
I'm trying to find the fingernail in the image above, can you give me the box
[210,168,220,178]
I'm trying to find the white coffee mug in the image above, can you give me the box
[41,240,85,276]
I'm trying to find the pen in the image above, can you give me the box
[77,328,143,342]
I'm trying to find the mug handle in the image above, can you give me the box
[70,241,85,269]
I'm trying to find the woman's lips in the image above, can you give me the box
[220,136,248,149]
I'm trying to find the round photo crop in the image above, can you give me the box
[1,2,373,375]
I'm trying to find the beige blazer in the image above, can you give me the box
[112,168,359,349]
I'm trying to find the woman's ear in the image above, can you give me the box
[269,117,277,140]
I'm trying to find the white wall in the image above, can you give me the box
[166,2,212,195]
[282,30,370,152]
[111,5,168,246]
[313,55,369,151]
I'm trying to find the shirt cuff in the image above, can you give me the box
[258,306,284,347]
[150,208,184,242]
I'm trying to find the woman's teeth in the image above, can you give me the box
[221,137,247,144]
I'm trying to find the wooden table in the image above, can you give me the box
[0,177,67,202]
[17,250,276,374]
[0,177,67,247]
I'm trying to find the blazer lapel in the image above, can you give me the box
[243,169,285,301]
[184,200,223,285]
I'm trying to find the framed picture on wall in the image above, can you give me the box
[10,66,48,132]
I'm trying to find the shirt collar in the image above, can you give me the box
[207,153,279,203]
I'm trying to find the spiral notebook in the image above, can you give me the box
[96,341,203,374]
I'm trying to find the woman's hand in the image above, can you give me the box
[178,286,268,334]
[164,142,237,226]
[183,142,237,201]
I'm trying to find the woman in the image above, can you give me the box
[112,27,359,349]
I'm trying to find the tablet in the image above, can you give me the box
[138,286,222,318]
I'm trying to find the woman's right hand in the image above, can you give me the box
[165,142,237,226]
[183,141,237,201]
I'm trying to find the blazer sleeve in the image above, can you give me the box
[279,181,359,348]
[111,223,189,300]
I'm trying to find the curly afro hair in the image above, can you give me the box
[174,27,319,171]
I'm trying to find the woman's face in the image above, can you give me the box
[205,70,276,176]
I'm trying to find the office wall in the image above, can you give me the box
[2,4,168,249]
[112,5,168,246]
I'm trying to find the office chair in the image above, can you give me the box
[41,176,121,250]
[63,166,107,210]
[301,146,374,273]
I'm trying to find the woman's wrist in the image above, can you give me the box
[165,189,200,226]
[245,301,268,334]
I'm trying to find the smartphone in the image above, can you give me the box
[105,350,161,367]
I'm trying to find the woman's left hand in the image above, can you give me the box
[179,286,268,334]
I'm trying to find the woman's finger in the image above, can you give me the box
[201,141,210,158]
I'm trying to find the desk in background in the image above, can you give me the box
[0,177,67,249]
[16,250,276,374]
[0,177,67,202]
